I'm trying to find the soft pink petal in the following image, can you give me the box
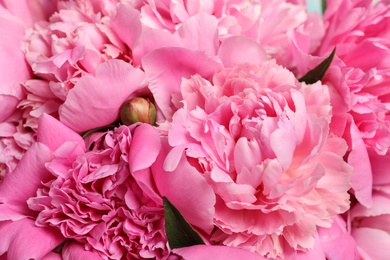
[176,13,219,56]
[0,6,31,122]
[59,59,146,132]
[173,245,267,260]
[142,47,222,120]
[62,241,102,260]
[0,142,54,220]
[111,4,141,49]
[0,0,58,26]
[0,218,64,259]
[129,123,161,172]
[218,36,268,68]
[37,113,85,152]
[152,138,215,233]
[348,119,373,207]
[132,29,182,65]
[352,227,390,260]
[318,216,358,260]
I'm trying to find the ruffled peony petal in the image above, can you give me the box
[59,60,146,132]
[0,142,54,220]
[37,114,85,152]
[173,245,267,260]
[0,218,64,259]
[62,241,102,260]
[218,36,268,68]
[142,47,222,120]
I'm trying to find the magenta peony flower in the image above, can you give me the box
[0,113,216,259]
[28,123,170,259]
[164,61,352,258]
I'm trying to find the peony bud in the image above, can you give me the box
[120,97,156,125]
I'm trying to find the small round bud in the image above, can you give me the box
[120,97,156,126]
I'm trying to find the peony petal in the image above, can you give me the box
[352,227,390,260]
[0,6,31,122]
[129,124,161,172]
[152,138,215,233]
[111,4,141,50]
[0,142,54,220]
[218,36,268,68]
[173,245,267,260]
[175,13,219,56]
[142,47,222,120]
[62,241,102,260]
[37,114,85,152]
[59,60,146,132]
[348,119,373,207]
[0,219,64,259]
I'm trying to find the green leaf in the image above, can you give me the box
[163,197,205,249]
[298,47,336,84]
[322,0,327,14]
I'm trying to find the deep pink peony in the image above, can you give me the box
[0,113,216,259]
[164,61,352,258]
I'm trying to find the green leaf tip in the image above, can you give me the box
[163,196,205,249]
[299,47,336,84]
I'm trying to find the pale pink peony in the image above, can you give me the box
[138,0,323,69]
[164,61,352,258]
[20,0,130,130]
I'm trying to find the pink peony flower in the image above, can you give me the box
[138,0,323,69]
[0,113,216,259]
[164,61,352,258]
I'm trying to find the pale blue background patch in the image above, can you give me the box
[306,0,323,14]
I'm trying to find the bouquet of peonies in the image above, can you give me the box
[1,0,389,259]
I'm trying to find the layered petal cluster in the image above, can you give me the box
[138,0,323,69]
[309,0,390,206]
[165,61,352,258]
[21,0,129,130]
[0,112,34,181]
[28,122,169,259]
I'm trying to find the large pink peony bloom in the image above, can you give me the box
[164,61,352,258]
[0,113,215,259]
